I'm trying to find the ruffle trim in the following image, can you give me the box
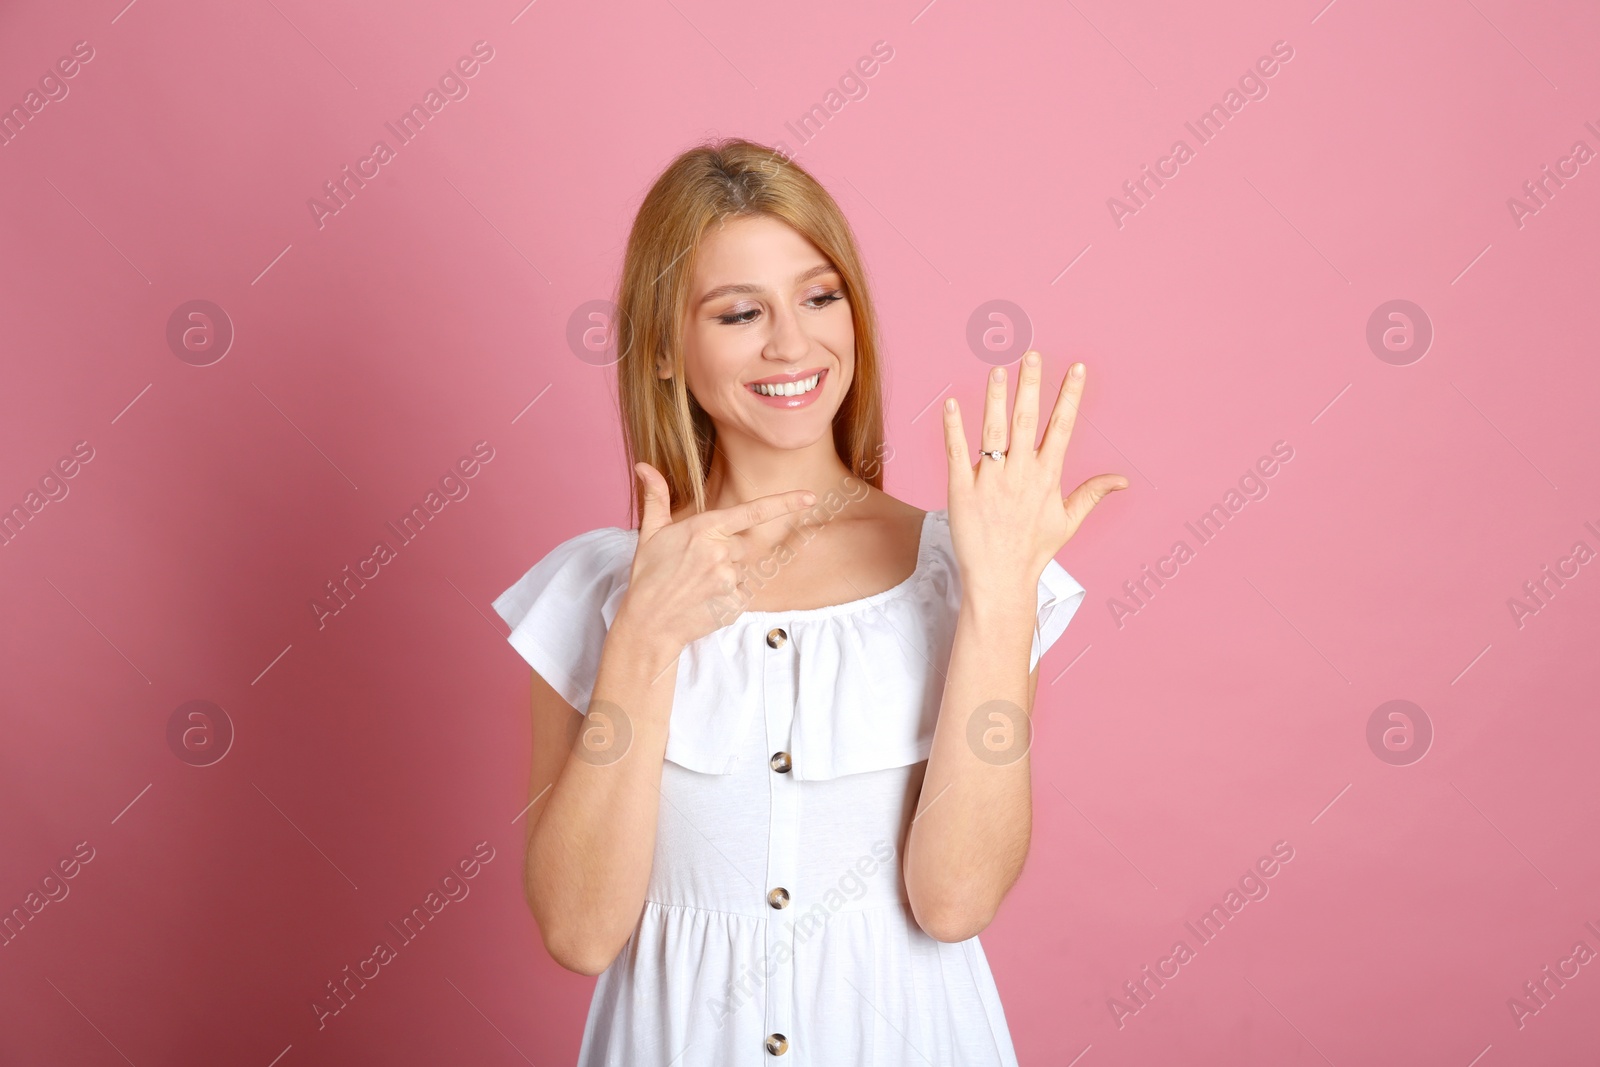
[492,526,636,717]
[494,510,1086,782]
[681,509,955,780]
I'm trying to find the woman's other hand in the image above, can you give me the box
[618,463,818,655]
[942,352,1127,602]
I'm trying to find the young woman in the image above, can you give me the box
[493,138,1126,1065]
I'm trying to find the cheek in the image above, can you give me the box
[682,327,748,406]
[680,322,719,375]
[821,311,855,360]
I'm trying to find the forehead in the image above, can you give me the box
[690,215,833,290]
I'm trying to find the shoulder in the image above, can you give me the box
[491,524,638,710]
[543,524,636,571]
[536,524,633,576]
[492,524,636,614]
[840,489,933,546]
[858,488,923,522]
[818,492,941,577]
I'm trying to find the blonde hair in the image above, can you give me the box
[612,138,887,528]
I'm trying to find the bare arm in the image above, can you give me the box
[523,613,682,975]
[902,590,1039,943]
[520,467,820,976]
[905,351,1125,942]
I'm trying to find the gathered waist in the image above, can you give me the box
[639,894,914,924]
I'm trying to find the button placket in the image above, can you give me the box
[762,624,799,1057]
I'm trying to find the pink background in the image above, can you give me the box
[3,0,1598,1063]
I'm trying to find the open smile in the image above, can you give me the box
[746,368,827,407]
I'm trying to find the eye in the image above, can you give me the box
[715,289,845,326]
[717,306,759,326]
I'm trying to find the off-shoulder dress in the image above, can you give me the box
[492,507,1087,1066]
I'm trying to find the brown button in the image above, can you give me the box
[767,886,790,908]
[769,751,792,774]
[765,1033,789,1055]
[765,627,788,648]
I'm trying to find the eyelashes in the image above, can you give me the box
[717,290,846,326]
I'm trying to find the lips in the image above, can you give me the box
[746,367,827,385]
[746,367,828,407]
[747,368,825,397]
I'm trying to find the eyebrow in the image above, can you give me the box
[695,262,841,308]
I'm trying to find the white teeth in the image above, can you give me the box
[751,373,821,397]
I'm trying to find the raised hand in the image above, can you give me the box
[618,462,819,656]
[941,352,1127,602]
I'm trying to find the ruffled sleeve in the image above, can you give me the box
[1031,557,1087,674]
[491,527,635,715]
[501,510,1090,781]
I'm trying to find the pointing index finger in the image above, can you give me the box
[708,489,819,537]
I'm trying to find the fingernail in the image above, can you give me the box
[1071,362,1085,378]
[1024,351,1040,367]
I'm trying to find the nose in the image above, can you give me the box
[761,299,810,364]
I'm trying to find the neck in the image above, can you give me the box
[707,429,859,505]
[696,428,867,544]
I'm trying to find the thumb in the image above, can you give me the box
[1062,473,1129,536]
[635,462,673,544]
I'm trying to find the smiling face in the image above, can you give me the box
[664,214,855,451]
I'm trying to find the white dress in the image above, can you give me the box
[493,507,1086,1066]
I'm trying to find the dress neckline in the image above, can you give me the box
[629,507,938,624]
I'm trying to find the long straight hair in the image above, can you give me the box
[613,138,887,529]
